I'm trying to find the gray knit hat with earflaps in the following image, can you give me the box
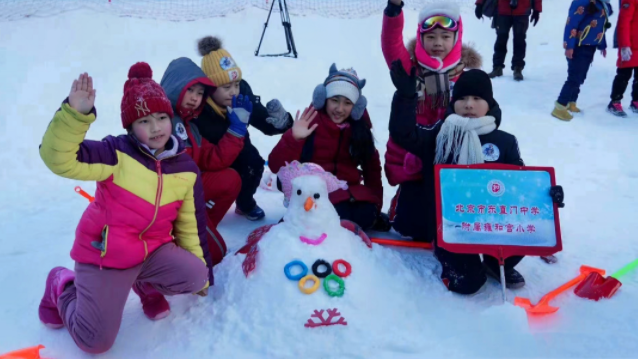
[312,63,367,120]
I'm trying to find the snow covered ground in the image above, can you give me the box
[1,0,638,357]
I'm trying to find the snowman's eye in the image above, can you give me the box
[297,189,302,196]
[314,193,320,199]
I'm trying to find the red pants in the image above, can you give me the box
[201,169,241,265]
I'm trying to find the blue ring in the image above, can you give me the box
[284,260,308,281]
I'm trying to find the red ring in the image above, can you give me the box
[332,259,352,278]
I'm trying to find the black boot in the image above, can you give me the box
[484,264,526,289]
[513,67,524,81]
[488,66,504,78]
[371,212,391,232]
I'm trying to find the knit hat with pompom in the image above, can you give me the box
[198,36,242,87]
[121,62,174,129]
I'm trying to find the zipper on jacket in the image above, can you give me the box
[333,129,344,175]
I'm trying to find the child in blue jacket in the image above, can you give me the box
[552,0,612,121]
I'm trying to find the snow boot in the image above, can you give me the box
[607,101,628,118]
[551,102,573,121]
[133,282,170,321]
[485,265,526,289]
[39,266,75,329]
[235,204,265,221]
[513,67,524,81]
[488,66,504,79]
[568,102,581,113]
[630,101,638,113]
[371,212,391,232]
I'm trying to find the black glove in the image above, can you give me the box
[550,185,565,208]
[390,59,417,98]
[530,10,540,26]
[510,0,518,9]
[475,3,483,19]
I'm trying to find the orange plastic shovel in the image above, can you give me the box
[514,265,605,314]
[0,345,45,359]
[74,186,94,203]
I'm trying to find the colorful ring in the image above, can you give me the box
[312,259,332,278]
[298,274,320,294]
[284,260,308,281]
[332,259,352,278]
[323,274,345,297]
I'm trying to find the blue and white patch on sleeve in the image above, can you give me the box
[482,143,500,162]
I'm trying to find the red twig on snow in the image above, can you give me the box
[304,308,347,328]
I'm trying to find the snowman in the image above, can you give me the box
[209,161,436,352]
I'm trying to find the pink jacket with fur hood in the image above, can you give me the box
[381,2,482,186]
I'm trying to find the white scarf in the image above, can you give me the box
[434,115,497,165]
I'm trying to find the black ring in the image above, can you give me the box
[311,259,332,278]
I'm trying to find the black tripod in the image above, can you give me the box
[255,0,298,58]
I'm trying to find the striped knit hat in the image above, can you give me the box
[198,36,242,86]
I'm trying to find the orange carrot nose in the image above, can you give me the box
[304,197,315,212]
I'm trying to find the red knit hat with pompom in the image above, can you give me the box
[121,62,174,128]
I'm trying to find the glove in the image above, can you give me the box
[509,0,518,9]
[390,59,417,98]
[549,185,565,208]
[475,3,483,19]
[265,99,292,130]
[621,47,633,62]
[530,10,539,27]
[227,94,253,138]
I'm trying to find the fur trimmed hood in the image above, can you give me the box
[406,38,483,70]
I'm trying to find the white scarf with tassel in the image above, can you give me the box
[434,115,497,165]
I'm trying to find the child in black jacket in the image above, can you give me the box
[388,61,565,294]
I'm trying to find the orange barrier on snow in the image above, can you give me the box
[514,265,605,314]
[0,345,45,359]
[74,186,94,202]
[370,238,433,249]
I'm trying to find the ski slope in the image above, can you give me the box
[1,1,637,357]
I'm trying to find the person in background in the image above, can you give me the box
[608,0,638,117]
[552,0,612,121]
[195,36,294,221]
[475,0,543,81]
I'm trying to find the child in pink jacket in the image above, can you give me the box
[382,0,481,242]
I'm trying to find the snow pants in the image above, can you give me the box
[201,169,240,264]
[231,141,265,213]
[435,244,523,295]
[557,46,597,106]
[57,242,207,354]
[493,15,529,70]
[333,200,379,231]
[390,181,436,242]
[610,67,638,102]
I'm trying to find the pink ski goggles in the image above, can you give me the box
[420,15,459,33]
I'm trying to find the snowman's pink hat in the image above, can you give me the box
[278,161,348,208]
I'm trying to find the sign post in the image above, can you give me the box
[435,164,562,301]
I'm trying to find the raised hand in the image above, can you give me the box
[390,59,417,98]
[389,0,402,6]
[69,73,96,115]
[291,106,318,140]
[228,94,253,124]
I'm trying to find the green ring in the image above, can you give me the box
[323,274,345,297]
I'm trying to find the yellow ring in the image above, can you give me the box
[298,274,320,294]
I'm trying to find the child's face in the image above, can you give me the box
[181,83,206,111]
[454,96,490,118]
[212,81,241,108]
[325,96,354,124]
[421,28,455,59]
[132,112,172,150]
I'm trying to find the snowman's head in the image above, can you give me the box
[284,175,340,229]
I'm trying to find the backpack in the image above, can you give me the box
[482,0,498,18]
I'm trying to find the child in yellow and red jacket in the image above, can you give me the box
[38,63,211,354]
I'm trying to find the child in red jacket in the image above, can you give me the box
[609,0,638,117]
[268,64,388,231]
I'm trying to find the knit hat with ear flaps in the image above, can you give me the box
[198,36,242,87]
[312,63,368,120]
[121,62,174,129]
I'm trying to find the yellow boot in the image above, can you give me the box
[551,102,573,121]
[568,102,581,113]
